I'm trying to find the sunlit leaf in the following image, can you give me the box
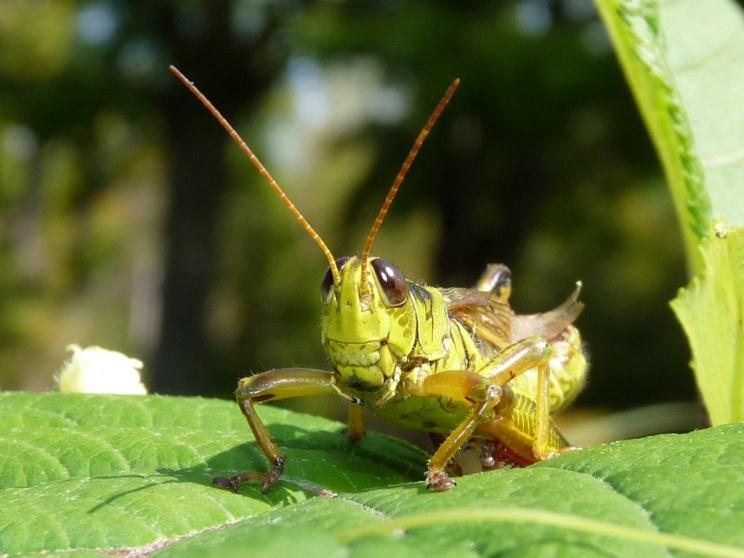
[596,0,744,274]
[1,393,743,557]
[671,228,744,425]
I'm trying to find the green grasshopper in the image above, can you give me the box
[170,66,588,492]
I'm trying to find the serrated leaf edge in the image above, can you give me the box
[595,0,712,273]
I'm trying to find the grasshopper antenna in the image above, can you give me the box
[359,78,460,295]
[169,65,341,285]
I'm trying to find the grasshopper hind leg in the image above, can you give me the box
[408,337,560,491]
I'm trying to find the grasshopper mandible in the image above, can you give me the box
[170,66,588,492]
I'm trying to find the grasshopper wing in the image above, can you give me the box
[443,283,584,348]
[442,288,515,350]
[511,283,584,341]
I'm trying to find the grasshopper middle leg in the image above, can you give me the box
[213,368,335,493]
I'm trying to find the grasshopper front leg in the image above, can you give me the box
[213,368,335,493]
[347,403,365,444]
[408,337,555,491]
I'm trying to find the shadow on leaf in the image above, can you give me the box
[153,422,427,500]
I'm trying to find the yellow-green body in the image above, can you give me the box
[322,257,587,464]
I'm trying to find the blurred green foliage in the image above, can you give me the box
[0,1,693,425]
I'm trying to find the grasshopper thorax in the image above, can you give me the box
[320,256,416,391]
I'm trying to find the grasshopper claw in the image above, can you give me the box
[260,462,284,492]
[212,475,240,492]
[212,461,285,493]
[265,457,286,490]
[212,459,286,494]
[426,470,456,492]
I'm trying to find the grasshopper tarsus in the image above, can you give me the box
[212,475,240,492]
[426,470,456,492]
[212,458,284,493]
[261,458,285,492]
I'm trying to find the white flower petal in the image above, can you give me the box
[57,344,147,395]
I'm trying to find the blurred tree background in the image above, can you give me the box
[0,1,696,433]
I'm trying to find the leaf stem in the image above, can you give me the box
[337,507,744,558]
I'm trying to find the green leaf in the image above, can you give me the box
[671,228,744,425]
[0,392,425,556]
[2,393,744,557]
[595,0,744,274]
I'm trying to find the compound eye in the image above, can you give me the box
[371,258,408,307]
[321,257,350,303]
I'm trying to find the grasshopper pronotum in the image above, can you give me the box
[170,66,587,492]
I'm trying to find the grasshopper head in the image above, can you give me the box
[320,256,416,391]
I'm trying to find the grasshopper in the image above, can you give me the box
[170,66,588,492]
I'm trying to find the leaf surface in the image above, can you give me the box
[1,393,743,557]
[671,229,744,424]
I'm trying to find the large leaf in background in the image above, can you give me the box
[671,229,744,425]
[596,0,744,424]
[2,393,744,557]
[595,0,744,272]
